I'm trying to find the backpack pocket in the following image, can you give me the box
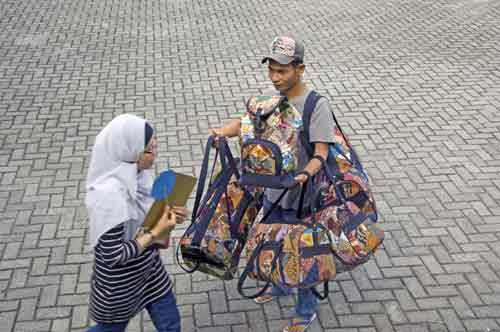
[240,139,297,188]
[241,139,283,176]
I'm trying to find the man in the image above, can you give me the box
[211,36,336,332]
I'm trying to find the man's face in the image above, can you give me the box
[267,60,304,94]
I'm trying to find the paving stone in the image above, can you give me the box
[36,307,72,320]
[450,296,476,319]
[338,314,372,327]
[246,310,268,331]
[0,312,16,332]
[71,305,88,329]
[50,318,71,332]
[340,281,362,302]
[406,310,442,324]
[194,303,213,327]
[14,320,51,332]
[372,314,396,332]
[384,301,408,324]
[212,312,246,326]
[463,319,500,332]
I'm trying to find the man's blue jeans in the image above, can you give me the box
[88,290,181,332]
[263,198,318,319]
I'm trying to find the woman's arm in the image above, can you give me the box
[97,222,144,268]
[97,206,184,268]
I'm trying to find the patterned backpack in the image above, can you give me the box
[237,91,384,299]
[178,136,263,280]
[239,95,303,189]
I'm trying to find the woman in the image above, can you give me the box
[85,114,185,332]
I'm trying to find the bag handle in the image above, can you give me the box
[238,241,283,299]
[191,136,237,221]
[296,179,309,219]
[222,138,240,179]
[190,167,234,247]
[308,201,332,300]
[312,282,329,300]
[311,155,338,188]
[189,136,237,247]
[191,136,217,222]
[179,135,217,275]
[175,239,200,273]
[259,188,288,224]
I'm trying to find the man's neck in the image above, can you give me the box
[285,81,307,100]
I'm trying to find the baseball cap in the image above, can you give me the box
[261,36,304,65]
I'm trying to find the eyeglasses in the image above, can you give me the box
[143,144,157,155]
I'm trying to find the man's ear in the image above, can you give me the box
[297,63,305,75]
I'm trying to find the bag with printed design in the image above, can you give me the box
[238,185,383,299]
[178,136,263,280]
[237,91,383,299]
[239,95,303,189]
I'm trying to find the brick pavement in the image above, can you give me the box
[1,0,500,331]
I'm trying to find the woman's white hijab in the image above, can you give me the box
[86,114,155,248]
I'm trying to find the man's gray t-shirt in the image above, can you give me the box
[265,88,337,210]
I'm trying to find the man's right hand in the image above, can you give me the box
[209,119,241,141]
[209,128,224,147]
[210,128,223,136]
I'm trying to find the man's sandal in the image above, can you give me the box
[283,313,317,332]
[253,294,276,304]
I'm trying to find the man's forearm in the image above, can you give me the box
[303,143,329,176]
[303,159,322,176]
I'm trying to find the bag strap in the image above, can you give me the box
[296,179,308,219]
[218,139,241,234]
[300,90,323,158]
[237,241,283,299]
[228,190,253,239]
[190,136,239,247]
[190,165,234,247]
[259,188,288,224]
[191,136,217,222]
[312,282,329,300]
[176,239,200,273]
[191,136,237,221]
[301,90,351,157]
[223,140,240,179]
[178,136,219,275]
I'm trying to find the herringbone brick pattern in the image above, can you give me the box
[1,0,499,331]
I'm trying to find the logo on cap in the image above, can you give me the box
[270,36,296,57]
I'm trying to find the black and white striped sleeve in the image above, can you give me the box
[97,222,142,268]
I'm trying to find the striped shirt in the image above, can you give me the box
[89,222,172,323]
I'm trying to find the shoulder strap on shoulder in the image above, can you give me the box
[301,90,323,157]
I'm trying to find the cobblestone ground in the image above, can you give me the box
[1,0,500,331]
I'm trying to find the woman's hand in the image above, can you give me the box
[137,205,182,251]
[171,206,188,224]
[152,205,177,237]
